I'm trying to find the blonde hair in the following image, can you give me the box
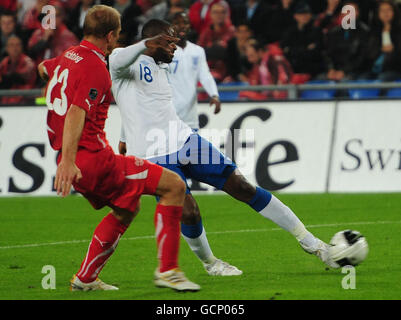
[83,5,121,38]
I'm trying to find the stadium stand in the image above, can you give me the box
[1,0,401,104]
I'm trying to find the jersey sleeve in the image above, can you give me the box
[120,125,126,143]
[109,40,147,78]
[71,64,107,112]
[198,47,219,98]
[42,57,59,78]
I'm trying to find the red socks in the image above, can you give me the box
[154,204,183,273]
[76,213,127,283]
[76,204,183,282]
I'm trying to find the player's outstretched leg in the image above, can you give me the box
[70,206,139,291]
[222,169,337,268]
[153,169,200,291]
[181,194,242,276]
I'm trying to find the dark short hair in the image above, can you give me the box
[0,10,16,20]
[168,11,188,23]
[141,19,171,39]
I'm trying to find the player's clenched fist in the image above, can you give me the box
[54,161,82,197]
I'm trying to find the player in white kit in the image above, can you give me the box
[168,12,221,130]
[111,19,338,276]
[112,19,241,276]
[163,12,244,274]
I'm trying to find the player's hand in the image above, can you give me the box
[119,141,127,156]
[210,96,221,114]
[145,34,180,50]
[54,161,82,197]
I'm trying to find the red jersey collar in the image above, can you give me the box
[80,40,107,64]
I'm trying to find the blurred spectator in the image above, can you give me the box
[0,11,23,58]
[242,39,292,99]
[68,0,96,40]
[119,1,142,45]
[281,1,325,78]
[113,0,132,14]
[354,0,380,25]
[314,0,343,33]
[58,0,81,10]
[264,0,296,44]
[28,5,78,65]
[363,0,401,81]
[189,0,221,35]
[22,0,56,33]
[16,0,36,24]
[307,0,326,14]
[137,0,168,23]
[325,1,370,81]
[230,0,271,44]
[166,0,187,18]
[136,0,169,40]
[198,0,235,81]
[225,23,252,82]
[0,0,17,14]
[99,0,114,5]
[0,35,36,104]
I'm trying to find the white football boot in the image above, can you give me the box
[70,275,119,291]
[203,258,243,276]
[154,268,200,292]
[300,239,339,268]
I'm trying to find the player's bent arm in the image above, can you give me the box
[109,35,179,74]
[55,105,85,197]
[198,48,219,99]
[38,61,49,82]
[209,95,221,114]
[109,40,147,73]
[61,105,85,163]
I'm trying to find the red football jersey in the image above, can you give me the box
[43,40,112,152]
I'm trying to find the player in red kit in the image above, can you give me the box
[38,5,200,292]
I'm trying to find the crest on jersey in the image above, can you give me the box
[192,56,199,67]
[89,88,98,100]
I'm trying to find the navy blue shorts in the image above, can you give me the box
[148,133,237,194]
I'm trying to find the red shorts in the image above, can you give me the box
[69,146,163,212]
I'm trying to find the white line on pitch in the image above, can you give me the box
[0,220,400,250]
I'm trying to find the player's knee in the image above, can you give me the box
[162,173,186,204]
[111,209,135,226]
[240,182,257,201]
[232,179,256,202]
[182,198,200,224]
[171,175,186,198]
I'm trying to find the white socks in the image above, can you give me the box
[182,228,216,264]
[259,195,318,249]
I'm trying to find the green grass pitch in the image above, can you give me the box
[0,193,400,300]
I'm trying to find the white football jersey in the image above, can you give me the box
[110,42,192,159]
[169,41,219,129]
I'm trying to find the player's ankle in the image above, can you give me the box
[75,274,94,284]
[203,255,217,265]
[299,232,319,250]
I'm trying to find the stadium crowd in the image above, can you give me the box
[1,0,401,103]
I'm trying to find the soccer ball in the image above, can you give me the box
[328,230,369,268]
